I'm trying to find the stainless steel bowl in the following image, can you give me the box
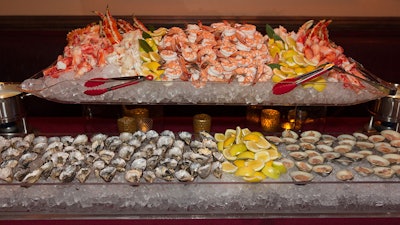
[0,82,25,124]
[369,83,400,123]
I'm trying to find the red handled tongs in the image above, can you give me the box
[272,63,334,95]
[84,75,153,96]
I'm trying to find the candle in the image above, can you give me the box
[261,109,280,132]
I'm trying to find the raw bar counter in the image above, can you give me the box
[1,116,400,224]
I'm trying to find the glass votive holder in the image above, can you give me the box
[246,105,263,124]
[137,117,153,132]
[261,109,281,132]
[288,109,308,131]
[117,116,137,133]
[193,113,212,134]
[123,106,149,119]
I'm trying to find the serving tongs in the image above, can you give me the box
[272,63,335,95]
[83,75,153,96]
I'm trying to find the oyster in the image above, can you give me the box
[312,164,333,177]
[289,151,308,161]
[285,144,300,151]
[72,134,89,146]
[0,166,13,183]
[383,154,400,164]
[373,167,395,179]
[289,171,314,183]
[155,165,174,181]
[111,158,127,172]
[374,142,397,154]
[211,161,222,179]
[125,169,142,183]
[343,152,364,161]
[316,144,333,153]
[336,169,354,181]
[14,167,29,182]
[368,135,385,143]
[99,166,117,182]
[98,150,115,164]
[21,168,43,184]
[366,155,390,167]
[51,152,69,168]
[175,169,194,182]
[60,135,74,146]
[131,158,147,171]
[19,152,38,167]
[76,167,91,183]
[198,163,212,179]
[352,132,369,141]
[59,165,77,183]
[157,136,174,149]
[353,166,374,177]
[355,141,374,150]
[143,170,156,183]
[119,132,133,143]
[165,146,183,160]
[178,131,192,144]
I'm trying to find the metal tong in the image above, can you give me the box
[83,75,153,96]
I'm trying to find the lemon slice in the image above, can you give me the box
[282,49,298,60]
[144,61,161,72]
[225,129,236,138]
[214,133,226,142]
[293,55,307,66]
[261,164,281,179]
[234,166,255,177]
[217,141,224,151]
[236,151,255,159]
[242,171,266,182]
[246,159,265,171]
[149,51,161,62]
[235,126,243,144]
[243,133,261,142]
[233,159,246,167]
[285,36,297,48]
[140,52,151,62]
[229,143,247,156]
[273,68,286,77]
[221,161,238,173]
[272,161,287,174]
[241,128,251,136]
[245,141,262,153]
[223,136,235,148]
[266,149,281,160]
[280,66,296,75]
[256,137,271,149]
[254,150,271,162]
[222,148,237,161]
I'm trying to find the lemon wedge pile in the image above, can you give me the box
[139,30,166,80]
[216,126,286,182]
[268,36,327,93]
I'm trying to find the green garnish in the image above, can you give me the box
[266,24,284,42]
[268,63,281,70]
[139,39,153,53]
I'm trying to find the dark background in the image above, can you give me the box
[1,16,399,118]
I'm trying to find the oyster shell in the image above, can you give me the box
[175,169,194,182]
[374,142,397,154]
[281,130,299,139]
[368,135,385,143]
[0,166,13,183]
[355,141,374,150]
[381,129,400,141]
[59,165,77,183]
[366,155,390,167]
[295,161,313,172]
[352,132,369,141]
[99,166,117,182]
[333,145,352,154]
[76,167,91,183]
[382,154,400,164]
[343,152,364,161]
[301,130,322,139]
[125,169,142,183]
[316,144,333,153]
[353,166,374,177]
[373,166,394,179]
[285,144,300,151]
[308,155,324,165]
[337,134,356,141]
[289,151,308,161]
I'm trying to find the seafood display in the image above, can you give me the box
[2,127,400,184]
[20,8,390,105]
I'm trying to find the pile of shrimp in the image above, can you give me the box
[157,22,273,88]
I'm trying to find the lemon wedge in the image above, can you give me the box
[245,159,265,171]
[225,129,236,138]
[217,141,224,151]
[261,163,281,179]
[214,133,226,142]
[242,171,266,182]
[235,126,243,144]
[255,137,271,149]
[229,143,247,156]
[221,161,238,173]
[236,151,255,159]
[241,128,251,136]
[272,161,287,174]
[266,149,281,160]
[223,136,235,148]
[234,166,255,177]
[222,148,237,161]
[243,133,261,142]
[245,141,262,153]
[149,51,161,62]
[233,159,246,167]
[254,150,271,162]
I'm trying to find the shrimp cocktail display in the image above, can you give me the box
[21,8,393,105]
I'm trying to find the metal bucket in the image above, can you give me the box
[369,83,400,123]
[0,82,27,134]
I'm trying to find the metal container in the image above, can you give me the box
[0,82,27,134]
[369,83,400,123]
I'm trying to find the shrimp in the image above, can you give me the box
[197,46,217,65]
[180,43,198,62]
[160,50,178,62]
[206,63,226,82]
[161,60,183,80]
[233,67,257,86]
[219,41,237,58]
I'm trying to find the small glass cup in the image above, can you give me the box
[261,109,281,132]
[137,117,153,132]
[193,114,212,134]
[117,116,137,133]
[246,105,263,124]
[288,109,308,131]
[123,106,149,119]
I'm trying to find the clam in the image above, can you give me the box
[381,129,400,141]
[76,167,91,183]
[125,169,142,183]
[312,164,333,177]
[390,139,400,148]
[299,142,316,150]
[301,130,322,139]
[280,158,295,169]
[333,145,352,154]
[373,167,395,179]
[353,166,374,177]
[375,142,397,154]
[299,136,319,144]
[265,136,283,145]
[305,150,321,158]
[355,141,375,150]
[337,134,356,141]
[316,139,334,146]
[322,152,341,161]
[368,135,385,143]
[289,151,308,161]
[321,134,337,141]
[335,157,354,166]
[336,169,354,181]
[352,132,369,141]
[175,169,194,182]
[281,130,299,139]
[357,150,373,157]
[285,144,300,151]
[391,165,400,177]
[289,171,314,183]
[382,154,400,164]
[366,155,390,167]
[308,155,324,165]
[316,144,333,153]
[338,139,356,146]
[343,152,364,161]
[295,161,313,172]
[282,137,298,144]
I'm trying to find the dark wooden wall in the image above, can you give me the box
[1,16,399,118]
